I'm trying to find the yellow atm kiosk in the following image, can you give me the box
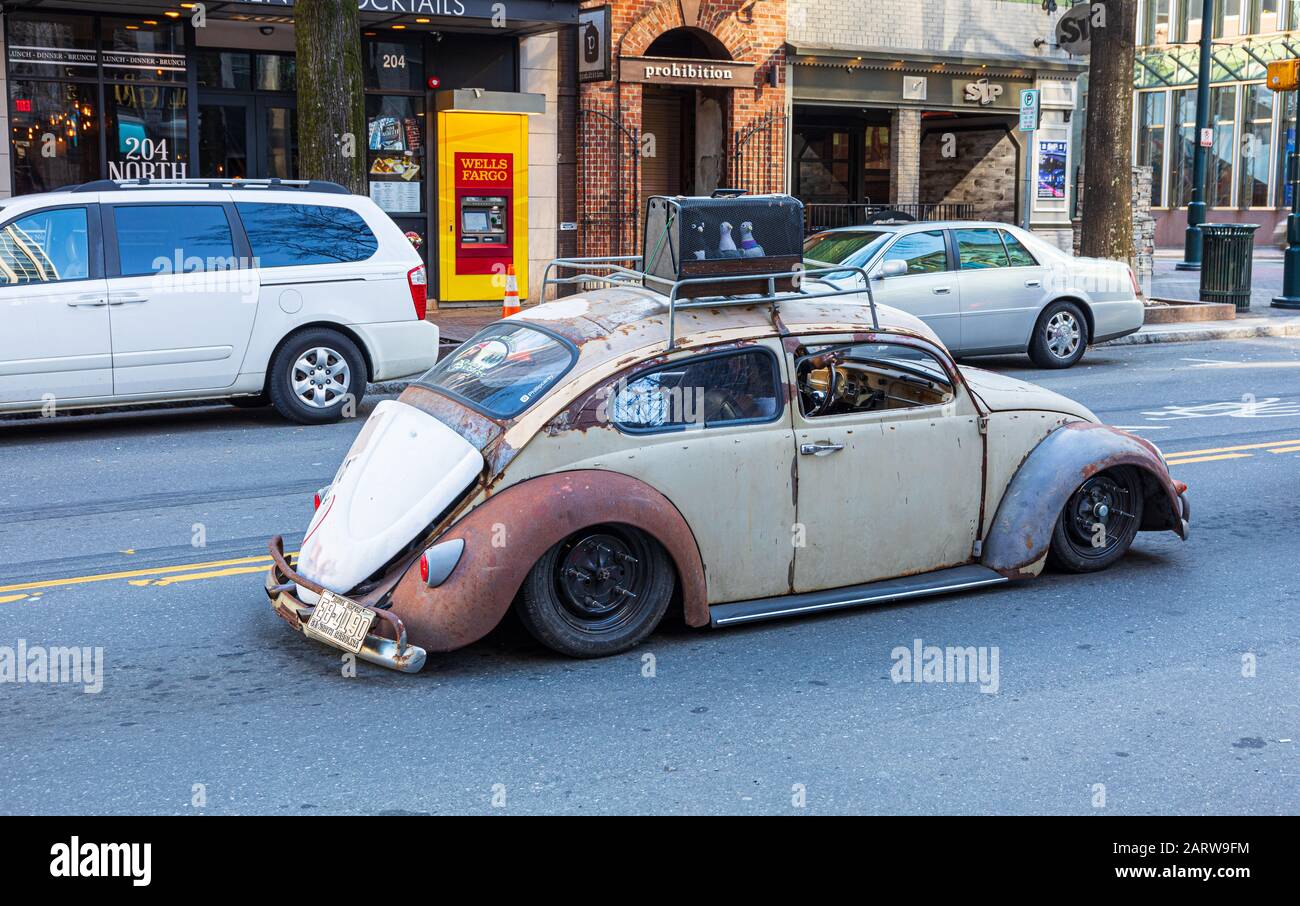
[435,90,545,304]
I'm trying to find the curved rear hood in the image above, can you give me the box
[959,366,1098,422]
[295,399,483,601]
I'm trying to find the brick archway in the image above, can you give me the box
[622,1,754,63]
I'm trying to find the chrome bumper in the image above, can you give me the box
[264,536,427,674]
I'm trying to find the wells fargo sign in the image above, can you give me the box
[454,152,513,188]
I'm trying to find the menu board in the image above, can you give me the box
[370,180,422,214]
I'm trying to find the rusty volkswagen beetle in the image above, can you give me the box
[264,261,1189,673]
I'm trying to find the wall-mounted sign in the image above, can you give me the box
[964,78,1005,106]
[1200,127,1215,148]
[1018,88,1040,132]
[1037,140,1067,199]
[6,46,96,69]
[455,152,512,187]
[103,51,186,74]
[902,75,928,101]
[1056,3,1093,56]
[619,56,757,88]
[233,0,577,24]
[578,6,612,83]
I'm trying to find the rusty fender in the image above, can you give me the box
[388,470,709,652]
[981,421,1189,579]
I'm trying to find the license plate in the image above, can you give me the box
[304,590,375,655]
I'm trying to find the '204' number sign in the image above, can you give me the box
[110,137,188,181]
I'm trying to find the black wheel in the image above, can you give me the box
[1047,468,1144,573]
[229,393,268,409]
[518,524,675,658]
[268,328,367,425]
[1029,300,1088,369]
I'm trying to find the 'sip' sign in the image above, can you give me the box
[1019,89,1040,132]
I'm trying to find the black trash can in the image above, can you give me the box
[1199,223,1260,311]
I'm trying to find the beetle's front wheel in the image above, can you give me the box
[1047,467,1144,573]
[518,525,675,658]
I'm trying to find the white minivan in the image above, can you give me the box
[0,178,439,424]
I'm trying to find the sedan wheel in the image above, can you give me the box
[1029,300,1089,368]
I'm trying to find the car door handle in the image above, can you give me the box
[67,294,108,307]
[800,441,844,456]
[932,286,952,295]
[1024,279,1042,287]
[108,294,149,306]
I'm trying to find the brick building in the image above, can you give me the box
[574,0,789,256]
[786,0,1086,249]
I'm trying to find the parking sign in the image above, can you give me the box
[1019,89,1040,132]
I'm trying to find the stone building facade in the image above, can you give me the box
[786,0,1086,249]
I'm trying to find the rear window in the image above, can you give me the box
[236,203,378,267]
[418,323,577,419]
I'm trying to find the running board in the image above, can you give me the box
[709,565,1008,628]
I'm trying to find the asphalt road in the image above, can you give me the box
[1,338,1297,815]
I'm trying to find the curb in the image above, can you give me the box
[1101,319,1300,346]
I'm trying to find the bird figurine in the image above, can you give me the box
[738,221,765,257]
[716,221,741,258]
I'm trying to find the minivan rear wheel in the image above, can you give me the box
[268,328,366,425]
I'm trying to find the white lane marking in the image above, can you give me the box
[1187,360,1300,369]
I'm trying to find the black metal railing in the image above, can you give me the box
[802,202,978,235]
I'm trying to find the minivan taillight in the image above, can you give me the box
[408,265,428,320]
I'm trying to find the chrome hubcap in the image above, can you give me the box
[291,347,350,409]
[1046,311,1081,359]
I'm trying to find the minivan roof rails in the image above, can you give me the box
[69,178,351,194]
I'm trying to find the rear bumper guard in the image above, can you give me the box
[264,535,427,674]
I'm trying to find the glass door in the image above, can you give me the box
[197,96,252,179]
[257,96,297,179]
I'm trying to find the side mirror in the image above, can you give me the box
[877,259,908,279]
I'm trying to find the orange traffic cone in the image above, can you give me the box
[502,265,521,317]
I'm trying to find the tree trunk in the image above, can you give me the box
[295,0,366,194]
[1079,0,1137,262]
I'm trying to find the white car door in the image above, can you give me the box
[953,227,1050,354]
[788,336,984,593]
[0,204,112,406]
[103,199,258,395]
[867,229,963,351]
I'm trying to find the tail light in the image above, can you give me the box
[407,265,428,321]
[419,539,465,588]
[313,492,322,511]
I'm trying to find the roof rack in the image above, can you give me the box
[542,255,879,351]
[70,178,350,194]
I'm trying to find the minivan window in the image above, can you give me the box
[114,204,236,276]
[236,203,378,267]
[0,207,90,285]
[418,323,576,420]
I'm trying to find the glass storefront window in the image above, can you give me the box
[366,94,425,215]
[364,37,424,92]
[1277,91,1297,209]
[1171,88,1197,209]
[256,54,296,92]
[197,51,253,91]
[8,80,100,195]
[6,14,96,81]
[1240,83,1274,207]
[101,17,186,83]
[1143,0,1171,44]
[1137,91,1167,207]
[1252,0,1283,32]
[1178,1,1204,42]
[106,84,189,181]
[793,128,853,204]
[1211,85,1237,206]
[1215,0,1245,37]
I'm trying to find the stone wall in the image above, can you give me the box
[918,126,1019,222]
[1072,165,1155,281]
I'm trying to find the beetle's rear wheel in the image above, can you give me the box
[1047,467,1144,573]
[518,524,674,658]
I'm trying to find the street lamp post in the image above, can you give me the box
[1178,0,1216,271]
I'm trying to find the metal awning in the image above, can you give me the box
[786,43,1087,77]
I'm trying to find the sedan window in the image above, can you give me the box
[797,342,954,418]
[613,349,781,433]
[955,228,1011,270]
[882,230,947,274]
[802,230,889,266]
[1000,230,1038,267]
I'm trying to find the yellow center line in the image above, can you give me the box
[1165,438,1300,458]
[0,551,297,595]
[1164,453,1253,465]
[1268,445,1300,454]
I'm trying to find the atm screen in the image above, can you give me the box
[462,211,490,233]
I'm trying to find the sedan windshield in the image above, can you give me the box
[802,230,890,267]
[417,323,576,419]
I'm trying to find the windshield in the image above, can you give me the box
[802,230,890,267]
[417,323,576,419]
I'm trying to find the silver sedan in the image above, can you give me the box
[802,221,1144,368]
